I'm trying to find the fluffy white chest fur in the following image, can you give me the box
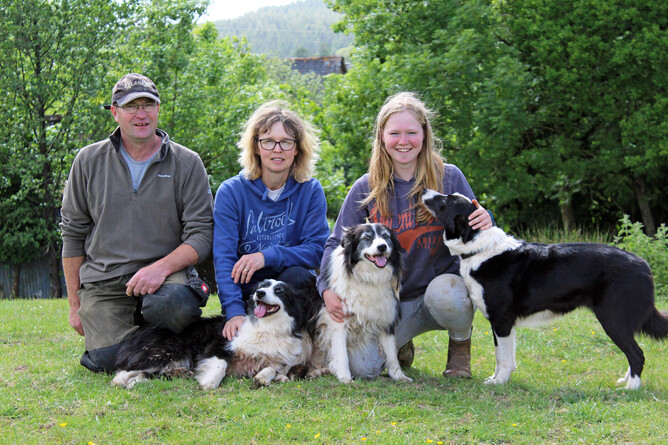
[231,314,307,363]
[326,247,399,340]
[447,227,521,318]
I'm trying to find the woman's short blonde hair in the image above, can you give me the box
[238,100,319,183]
[362,92,445,223]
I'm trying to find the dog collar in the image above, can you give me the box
[459,250,482,260]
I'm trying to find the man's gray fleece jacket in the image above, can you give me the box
[60,128,213,284]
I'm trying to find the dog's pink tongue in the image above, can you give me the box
[375,255,387,267]
[254,304,267,318]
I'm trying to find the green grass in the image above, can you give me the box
[1,296,666,444]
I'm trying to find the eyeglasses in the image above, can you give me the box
[257,138,296,151]
[119,102,159,114]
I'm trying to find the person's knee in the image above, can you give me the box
[275,266,315,290]
[141,284,202,333]
[424,274,474,340]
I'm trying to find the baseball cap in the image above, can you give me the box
[105,73,161,109]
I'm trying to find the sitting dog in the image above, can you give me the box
[314,223,413,383]
[111,279,322,390]
[422,189,668,389]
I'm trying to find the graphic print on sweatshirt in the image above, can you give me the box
[369,203,444,256]
[239,203,295,253]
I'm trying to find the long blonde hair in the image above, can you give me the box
[238,100,319,182]
[362,92,445,223]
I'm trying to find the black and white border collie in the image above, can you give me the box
[315,223,412,383]
[111,279,322,390]
[422,189,668,389]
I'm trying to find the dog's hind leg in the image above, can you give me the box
[328,323,353,383]
[484,328,517,385]
[111,370,149,389]
[379,333,413,382]
[594,307,645,390]
[195,357,228,390]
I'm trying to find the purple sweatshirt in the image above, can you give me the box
[316,165,475,301]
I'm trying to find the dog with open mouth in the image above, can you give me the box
[312,223,412,383]
[111,278,322,390]
[422,189,668,389]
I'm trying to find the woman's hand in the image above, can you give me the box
[323,289,351,323]
[223,315,247,341]
[469,200,493,231]
[231,252,265,284]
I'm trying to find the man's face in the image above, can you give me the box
[111,98,160,145]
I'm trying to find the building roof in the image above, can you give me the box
[289,56,347,76]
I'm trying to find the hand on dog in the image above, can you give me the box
[232,253,265,284]
[469,200,493,231]
[223,315,247,341]
[323,289,351,323]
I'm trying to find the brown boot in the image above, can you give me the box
[443,337,472,378]
[397,340,415,369]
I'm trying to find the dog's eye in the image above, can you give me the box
[361,233,371,240]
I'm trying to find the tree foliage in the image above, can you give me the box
[0,0,130,296]
[322,0,668,231]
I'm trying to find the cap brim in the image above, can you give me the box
[115,92,161,107]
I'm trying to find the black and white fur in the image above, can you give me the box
[422,189,668,389]
[111,279,322,390]
[315,223,412,383]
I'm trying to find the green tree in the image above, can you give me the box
[324,0,668,231]
[0,0,129,297]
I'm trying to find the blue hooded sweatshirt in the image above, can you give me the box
[213,171,330,319]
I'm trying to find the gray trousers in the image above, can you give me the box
[348,274,474,378]
[77,269,203,372]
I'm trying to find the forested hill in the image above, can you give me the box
[213,0,353,57]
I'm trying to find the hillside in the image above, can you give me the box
[212,0,353,57]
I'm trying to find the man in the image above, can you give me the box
[61,73,213,373]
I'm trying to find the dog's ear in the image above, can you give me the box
[387,227,404,282]
[342,226,358,276]
[455,213,480,243]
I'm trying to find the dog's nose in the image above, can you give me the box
[378,243,387,253]
[256,290,265,298]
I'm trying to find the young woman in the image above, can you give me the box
[213,100,330,340]
[317,92,493,378]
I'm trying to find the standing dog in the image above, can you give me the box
[422,189,668,389]
[112,279,322,390]
[315,223,412,383]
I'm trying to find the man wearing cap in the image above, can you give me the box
[61,73,214,373]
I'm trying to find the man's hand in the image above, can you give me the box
[69,307,84,336]
[126,262,169,296]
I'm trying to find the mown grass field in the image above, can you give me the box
[1,294,666,444]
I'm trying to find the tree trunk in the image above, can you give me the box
[560,202,575,232]
[631,177,656,237]
[47,248,63,299]
[11,264,20,299]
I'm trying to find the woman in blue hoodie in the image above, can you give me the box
[213,101,330,340]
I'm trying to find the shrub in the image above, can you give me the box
[614,215,668,299]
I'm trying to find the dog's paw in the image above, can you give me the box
[393,373,413,383]
[112,370,147,389]
[195,357,227,390]
[253,367,277,387]
[275,374,290,383]
[616,369,641,390]
[306,367,330,379]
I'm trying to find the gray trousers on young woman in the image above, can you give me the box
[347,274,474,378]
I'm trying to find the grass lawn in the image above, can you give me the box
[1,296,666,444]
